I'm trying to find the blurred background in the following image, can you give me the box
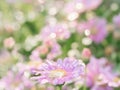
[0,0,120,90]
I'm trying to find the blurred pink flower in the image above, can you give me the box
[31,57,85,85]
[3,37,15,49]
[77,18,107,43]
[0,63,33,90]
[40,24,70,40]
[64,0,102,15]
[112,14,120,39]
[88,18,107,43]
[86,56,120,90]
[82,48,91,59]
[81,0,102,11]
[77,21,87,33]
[113,14,120,28]
[86,57,111,87]
[30,40,61,60]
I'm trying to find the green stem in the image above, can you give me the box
[83,85,86,90]
[59,85,62,90]
[56,85,62,90]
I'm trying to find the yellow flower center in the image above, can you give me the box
[113,77,120,83]
[49,69,67,78]
[91,27,98,35]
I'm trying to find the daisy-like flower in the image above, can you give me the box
[86,56,120,90]
[77,18,107,43]
[0,63,34,90]
[31,57,85,85]
[86,57,114,86]
[0,71,33,90]
[89,18,107,43]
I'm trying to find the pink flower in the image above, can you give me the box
[77,22,87,33]
[0,63,33,90]
[112,14,120,39]
[82,48,91,59]
[31,57,85,85]
[77,18,107,43]
[30,40,61,60]
[40,24,70,40]
[64,0,102,15]
[86,57,113,86]
[80,0,103,11]
[86,56,120,90]
[3,37,15,49]
[113,14,120,28]
[88,18,107,43]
